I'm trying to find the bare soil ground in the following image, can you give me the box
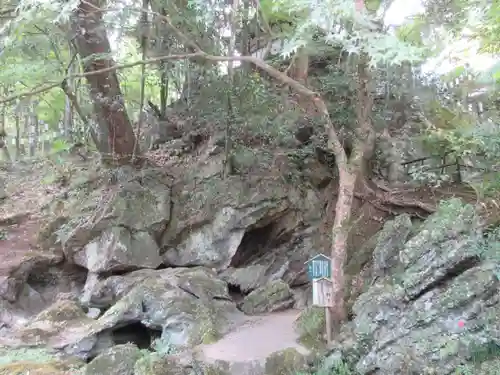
[198,309,308,364]
[0,160,56,265]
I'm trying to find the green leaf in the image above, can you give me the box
[51,139,71,154]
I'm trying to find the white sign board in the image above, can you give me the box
[312,277,334,307]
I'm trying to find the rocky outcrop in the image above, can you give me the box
[52,167,172,273]
[0,178,6,201]
[82,344,142,375]
[161,176,293,270]
[38,160,324,294]
[0,267,243,359]
[0,250,64,303]
[7,125,495,375]
[239,280,294,315]
[0,348,85,375]
[326,199,500,375]
[0,153,330,366]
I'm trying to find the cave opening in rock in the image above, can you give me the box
[111,322,162,350]
[227,283,245,302]
[26,263,88,302]
[230,221,278,268]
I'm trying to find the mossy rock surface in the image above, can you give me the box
[82,344,141,375]
[264,348,311,375]
[133,352,192,375]
[240,280,293,315]
[0,348,84,375]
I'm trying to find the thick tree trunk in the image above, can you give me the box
[70,0,138,164]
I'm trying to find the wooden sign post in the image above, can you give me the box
[305,254,333,344]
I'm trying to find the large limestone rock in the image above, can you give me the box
[83,267,241,348]
[0,178,6,200]
[161,174,323,294]
[0,250,64,303]
[3,299,114,360]
[239,279,294,315]
[332,199,500,375]
[0,247,85,330]
[0,348,84,375]
[161,175,293,270]
[133,352,192,375]
[82,344,142,375]
[43,167,172,273]
[39,162,324,296]
[73,227,162,273]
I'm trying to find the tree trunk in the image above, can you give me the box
[327,57,375,334]
[15,114,20,159]
[160,63,168,118]
[62,50,75,141]
[240,0,251,72]
[0,91,11,163]
[70,0,138,164]
[289,47,309,83]
[32,103,39,156]
[61,79,100,148]
[330,169,357,329]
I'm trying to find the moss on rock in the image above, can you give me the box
[0,348,84,375]
[240,280,293,315]
[294,306,326,351]
[264,348,310,375]
[82,344,141,375]
[133,352,192,375]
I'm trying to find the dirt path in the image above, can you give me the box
[0,215,41,266]
[198,309,308,364]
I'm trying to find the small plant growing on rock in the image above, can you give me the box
[193,303,221,345]
[150,332,176,355]
[296,358,357,375]
[294,306,326,349]
[454,365,474,375]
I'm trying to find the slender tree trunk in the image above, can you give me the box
[70,0,138,164]
[289,47,309,83]
[0,90,11,163]
[22,108,29,158]
[240,0,251,72]
[61,79,99,147]
[223,0,239,178]
[330,169,357,328]
[15,114,20,159]
[32,103,39,156]
[326,57,375,334]
[63,47,75,141]
[160,63,168,118]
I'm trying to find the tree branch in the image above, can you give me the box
[1,0,348,167]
